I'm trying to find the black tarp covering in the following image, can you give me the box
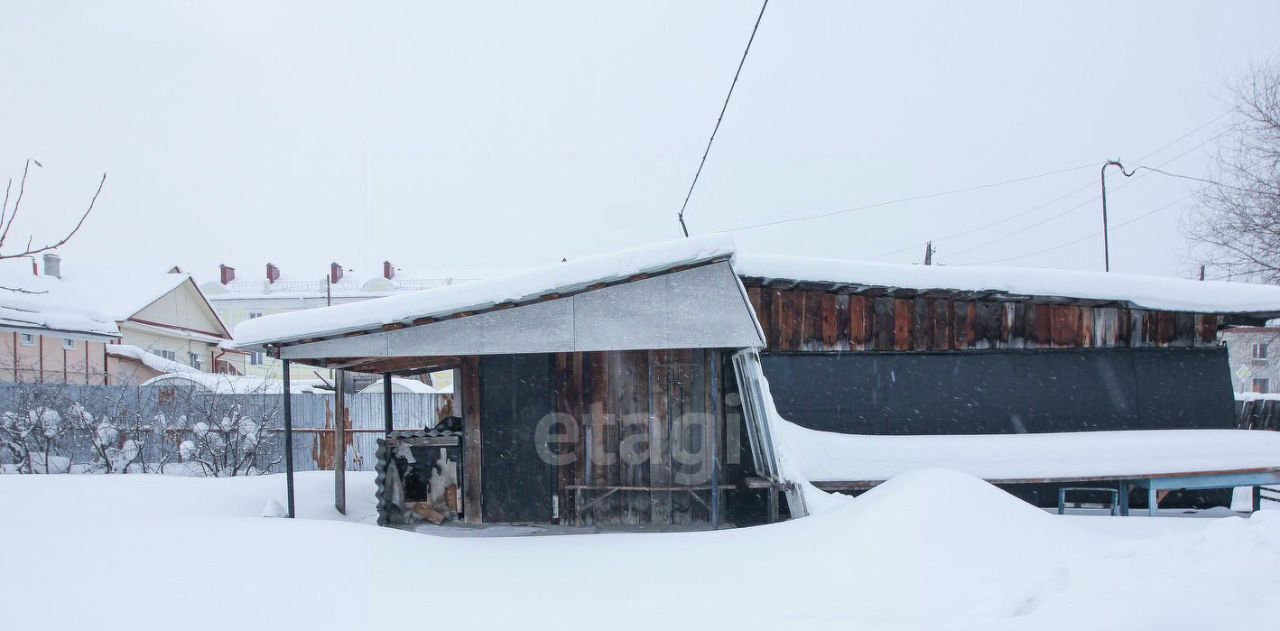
[479,353,556,523]
[761,348,1236,435]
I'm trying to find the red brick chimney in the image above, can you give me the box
[330,262,343,284]
[266,263,280,284]
[383,261,395,280]
[219,264,236,285]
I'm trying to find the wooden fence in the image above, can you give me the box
[1236,397,1280,431]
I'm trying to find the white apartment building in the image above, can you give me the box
[201,261,471,388]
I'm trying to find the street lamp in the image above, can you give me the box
[1100,160,1135,272]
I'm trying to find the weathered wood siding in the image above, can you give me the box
[459,349,727,526]
[552,349,725,526]
[744,286,1219,352]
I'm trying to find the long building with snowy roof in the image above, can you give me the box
[234,236,1280,527]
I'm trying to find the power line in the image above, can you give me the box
[677,0,770,238]
[939,129,1227,260]
[866,111,1234,260]
[866,181,1097,260]
[1131,165,1256,193]
[714,161,1095,234]
[964,193,1194,265]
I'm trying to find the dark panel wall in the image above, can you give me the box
[479,353,556,523]
[472,350,728,526]
[762,348,1236,435]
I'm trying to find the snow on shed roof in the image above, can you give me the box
[778,419,1280,482]
[0,262,120,339]
[734,255,1280,314]
[236,235,1280,349]
[234,235,736,347]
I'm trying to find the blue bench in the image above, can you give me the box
[1122,469,1280,516]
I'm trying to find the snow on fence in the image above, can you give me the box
[0,384,449,475]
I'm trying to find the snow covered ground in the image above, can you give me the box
[1,470,1276,630]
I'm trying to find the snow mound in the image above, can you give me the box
[777,419,1280,481]
[261,499,287,518]
[769,469,1088,621]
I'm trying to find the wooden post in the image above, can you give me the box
[283,359,295,518]
[462,356,483,523]
[334,369,347,515]
[383,372,394,434]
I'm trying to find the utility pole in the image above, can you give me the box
[923,241,934,266]
[1100,160,1134,272]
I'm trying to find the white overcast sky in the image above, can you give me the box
[1,1,1276,284]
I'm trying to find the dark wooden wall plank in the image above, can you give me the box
[820,293,839,349]
[893,299,912,351]
[649,350,672,524]
[850,296,871,349]
[834,294,851,351]
[872,297,895,350]
[462,355,483,523]
[929,300,951,350]
[620,350,650,524]
[911,299,929,351]
[1199,314,1219,344]
[803,291,823,350]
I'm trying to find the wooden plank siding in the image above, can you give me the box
[741,285,1221,352]
[549,349,726,526]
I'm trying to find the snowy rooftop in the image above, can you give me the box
[0,261,120,339]
[199,265,507,301]
[234,235,736,347]
[106,344,199,374]
[58,268,193,322]
[735,255,1280,314]
[236,236,1280,348]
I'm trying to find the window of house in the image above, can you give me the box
[250,351,264,366]
[19,333,35,347]
[189,352,203,371]
[155,349,177,361]
[1253,378,1270,393]
[248,311,263,319]
[1253,343,1270,360]
[62,338,76,350]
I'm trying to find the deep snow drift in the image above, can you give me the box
[0,470,1276,630]
[778,419,1280,481]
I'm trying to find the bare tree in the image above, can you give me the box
[0,159,106,292]
[1186,59,1280,281]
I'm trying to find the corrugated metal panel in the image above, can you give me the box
[280,261,764,360]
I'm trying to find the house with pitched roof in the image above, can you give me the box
[0,253,243,384]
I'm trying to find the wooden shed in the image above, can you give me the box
[235,238,789,528]
[237,238,1280,526]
